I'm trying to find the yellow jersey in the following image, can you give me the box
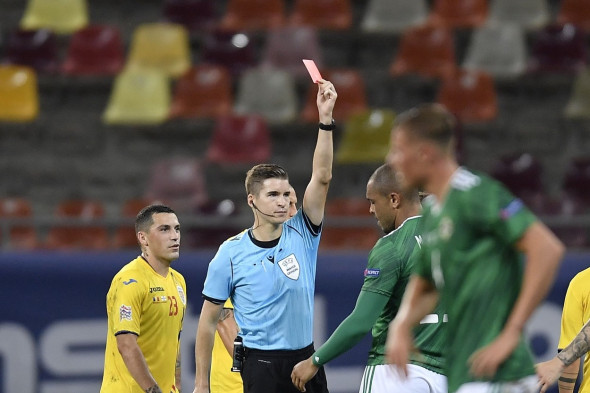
[101,256,186,393]
[210,299,243,393]
[559,267,590,393]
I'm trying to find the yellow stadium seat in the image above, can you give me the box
[20,0,88,34]
[335,109,395,164]
[0,65,39,122]
[126,23,191,78]
[103,70,171,125]
[564,68,590,119]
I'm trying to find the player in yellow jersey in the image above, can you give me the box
[209,189,299,393]
[101,204,186,393]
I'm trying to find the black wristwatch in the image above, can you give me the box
[318,119,336,131]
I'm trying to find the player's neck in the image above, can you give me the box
[142,253,171,277]
[426,159,459,203]
[250,221,283,242]
[394,203,421,230]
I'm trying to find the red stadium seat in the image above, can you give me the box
[326,198,369,216]
[44,200,109,250]
[437,69,498,123]
[206,114,271,164]
[558,0,590,32]
[289,0,353,30]
[4,29,59,73]
[220,0,286,31]
[162,0,217,32]
[61,25,125,76]
[491,153,544,200]
[169,65,233,119]
[528,24,587,74]
[301,69,368,123]
[201,30,257,77]
[390,25,457,79]
[0,197,38,250]
[562,157,590,209]
[428,0,488,29]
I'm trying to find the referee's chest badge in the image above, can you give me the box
[278,254,300,280]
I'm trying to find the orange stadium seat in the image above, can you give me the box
[320,227,380,250]
[428,0,487,29]
[0,197,38,250]
[112,198,161,249]
[326,198,369,217]
[20,0,88,35]
[290,0,353,30]
[220,0,286,31]
[301,69,368,123]
[169,65,233,119]
[558,0,590,32]
[390,25,457,79]
[62,25,125,76]
[437,69,498,123]
[44,200,109,250]
[207,114,271,164]
[0,65,39,122]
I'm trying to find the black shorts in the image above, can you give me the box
[241,343,329,393]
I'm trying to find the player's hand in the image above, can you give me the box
[317,79,337,124]
[385,319,414,378]
[536,357,565,392]
[291,357,319,392]
[468,327,520,378]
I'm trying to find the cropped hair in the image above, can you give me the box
[394,103,456,150]
[135,204,176,233]
[369,164,419,202]
[245,164,289,196]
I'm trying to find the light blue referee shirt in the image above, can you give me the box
[202,209,321,350]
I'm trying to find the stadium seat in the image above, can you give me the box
[233,67,298,123]
[102,69,171,125]
[289,0,353,30]
[326,198,369,216]
[427,0,487,29]
[169,65,233,119]
[491,153,544,199]
[44,200,109,250]
[562,157,590,208]
[564,67,590,119]
[112,198,159,249]
[162,0,217,32]
[145,157,208,214]
[361,0,428,34]
[390,25,457,79]
[206,114,271,164]
[0,197,38,250]
[487,0,550,30]
[528,24,587,74]
[437,70,497,123]
[0,65,39,122]
[558,0,590,32]
[335,109,395,164]
[260,27,323,79]
[462,24,527,79]
[220,0,285,31]
[201,31,257,77]
[61,25,125,76]
[126,23,191,78]
[301,69,368,123]
[20,0,89,34]
[320,226,380,250]
[4,29,58,73]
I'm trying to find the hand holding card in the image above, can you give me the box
[302,59,322,83]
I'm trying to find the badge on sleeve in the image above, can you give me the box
[119,305,132,322]
[278,254,300,280]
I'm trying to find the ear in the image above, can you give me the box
[247,194,254,207]
[137,231,148,247]
[390,192,401,209]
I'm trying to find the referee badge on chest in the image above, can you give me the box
[278,254,300,280]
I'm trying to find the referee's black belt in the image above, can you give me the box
[244,343,314,359]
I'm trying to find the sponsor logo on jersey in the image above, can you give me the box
[149,286,165,293]
[152,296,167,303]
[119,305,132,321]
[278,254,300,280]
[123,278,137,285]
[176,284,186,305]
[500,199,523,220]
[364,268,380,277]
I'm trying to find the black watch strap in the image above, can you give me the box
[318,119,336,131]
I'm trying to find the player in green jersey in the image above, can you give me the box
[290,164,447,393]
[384,104,565,393]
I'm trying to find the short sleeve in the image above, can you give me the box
[202,245,233,303]
[361,239,402,296]
[284,209,321,250]
[559,274,586,349]
[110,275,145,335]
[411,239,433,283]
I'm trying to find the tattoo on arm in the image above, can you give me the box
[145,385,162,393]
[219,308,232,322]
[557,320,590,366]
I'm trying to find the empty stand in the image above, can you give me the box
[487,0,550,30]
[564,67,590,119]
[528,24,588,74]
[558,0,590,32]
[220,0,285,31]
[201,30,257,77]
[162,0,217,32]
[0,65,39,122]
[290,0,353,30]
[428,0,487,29]
[0,197,37,250]
[320,226,380,250]
[361,0,428,34]
[62,25,125,76]
[169,65,233,119]
[4,29,58,73]
[491,153,544,199]
[112,198,159,249]
[562,157,590,208]
[20,0,89,34]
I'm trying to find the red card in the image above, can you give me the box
[302,59,322,83]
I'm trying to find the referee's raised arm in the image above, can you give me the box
[302,79,337,226]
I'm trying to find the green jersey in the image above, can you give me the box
[362,215,446,374]
[415,167,537,393]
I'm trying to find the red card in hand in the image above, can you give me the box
[302,59,322,83]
